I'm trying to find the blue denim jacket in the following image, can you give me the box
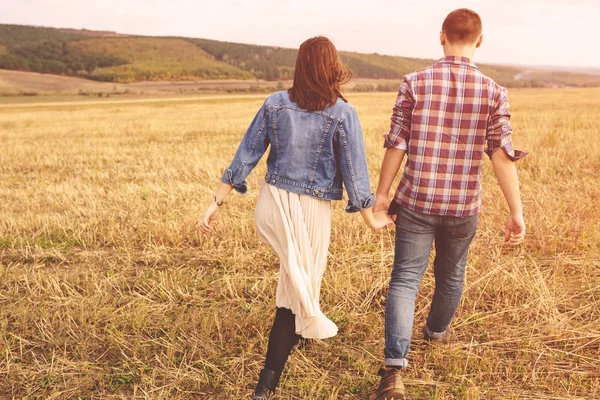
[221,91,374,213]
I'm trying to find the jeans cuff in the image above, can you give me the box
[384,358,408,368]
[426,326,446,340]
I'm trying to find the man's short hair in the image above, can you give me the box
[442,8,482,44]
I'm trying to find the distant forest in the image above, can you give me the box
[0,41,127,76]
[1,24,599,88]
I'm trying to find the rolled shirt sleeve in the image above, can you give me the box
[384,77,415,149]
[221,98,270,193]
[485,87,528,161]
[391,137,407,150]
[336,107,374,213]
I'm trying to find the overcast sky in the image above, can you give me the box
[1,0,598,68]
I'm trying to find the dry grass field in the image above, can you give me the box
[0,89,599,399]
[0,69,404,97]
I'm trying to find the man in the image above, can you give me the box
[370,8,528,400]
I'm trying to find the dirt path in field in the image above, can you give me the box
[0,93,269,109]
[0,69,122,92]
[0,91,399,109]
[0,69,286,97]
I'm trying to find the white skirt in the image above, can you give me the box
[255,181,338,339]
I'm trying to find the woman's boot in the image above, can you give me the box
[251,369,279,399]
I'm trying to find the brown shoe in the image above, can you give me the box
[422,325,452,344]
[369,368,405,400]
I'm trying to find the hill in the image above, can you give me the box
[0,24,599,88]
[71,37,252,81]
[188,37,530,86]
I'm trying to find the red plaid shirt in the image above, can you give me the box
[384,56,527,217]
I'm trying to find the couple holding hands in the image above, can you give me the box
[198,8,527,400]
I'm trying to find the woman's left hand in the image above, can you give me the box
[197,203,219,234]
[369,210,395,230]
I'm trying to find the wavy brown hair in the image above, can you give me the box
[288,36,352,112]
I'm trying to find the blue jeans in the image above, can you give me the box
[384,206,479,368]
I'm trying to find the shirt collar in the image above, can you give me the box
[438,56,478,69]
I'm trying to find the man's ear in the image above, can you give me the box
[440,31,446,46]
[476,34,483,48]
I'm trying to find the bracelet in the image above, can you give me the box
[213,195,223,207]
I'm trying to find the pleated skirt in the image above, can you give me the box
[255,181,338,339]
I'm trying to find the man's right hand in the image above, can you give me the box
[374,194,396,222]
[373,194,391,213]
[504,213,526,246]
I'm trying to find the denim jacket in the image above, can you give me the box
[221,91,374,213]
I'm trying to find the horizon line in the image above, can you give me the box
[2,21,600,73]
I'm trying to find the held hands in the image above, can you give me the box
[370,210,394,230]
[197,202,219,234]
[373,193,396,222]
[364,194,395,230]
[368,194,395,230]
[504,213,526,246]
[360,201,394,230]
[373,194,391,213]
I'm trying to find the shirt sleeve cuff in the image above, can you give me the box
[383,133,408,149]
[485,147,528,161]
[345,193,374,213]
[221,168,248,194]
[393,138,407,150]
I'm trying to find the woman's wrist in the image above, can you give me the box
[360,208,375,227]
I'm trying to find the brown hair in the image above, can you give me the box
[288,36,352,112]
[442,8,482,44]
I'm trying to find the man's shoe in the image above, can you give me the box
[422,325,452,344]
[369,367,405,400]
[251,369,279,399]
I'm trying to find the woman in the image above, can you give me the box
[198,36,392,399]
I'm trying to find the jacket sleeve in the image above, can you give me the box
[221,98,270,194]
[335,106,374,213]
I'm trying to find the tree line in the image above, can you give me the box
[0,41,127,76]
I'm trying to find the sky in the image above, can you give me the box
[1,0,598,68]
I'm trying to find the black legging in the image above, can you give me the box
[264,307,302,375]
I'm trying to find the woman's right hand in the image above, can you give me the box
[197,202,219,234]
[369,210,394,230]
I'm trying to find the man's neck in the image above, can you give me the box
[443,46,476,61]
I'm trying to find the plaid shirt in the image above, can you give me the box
[384,56,527,217]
